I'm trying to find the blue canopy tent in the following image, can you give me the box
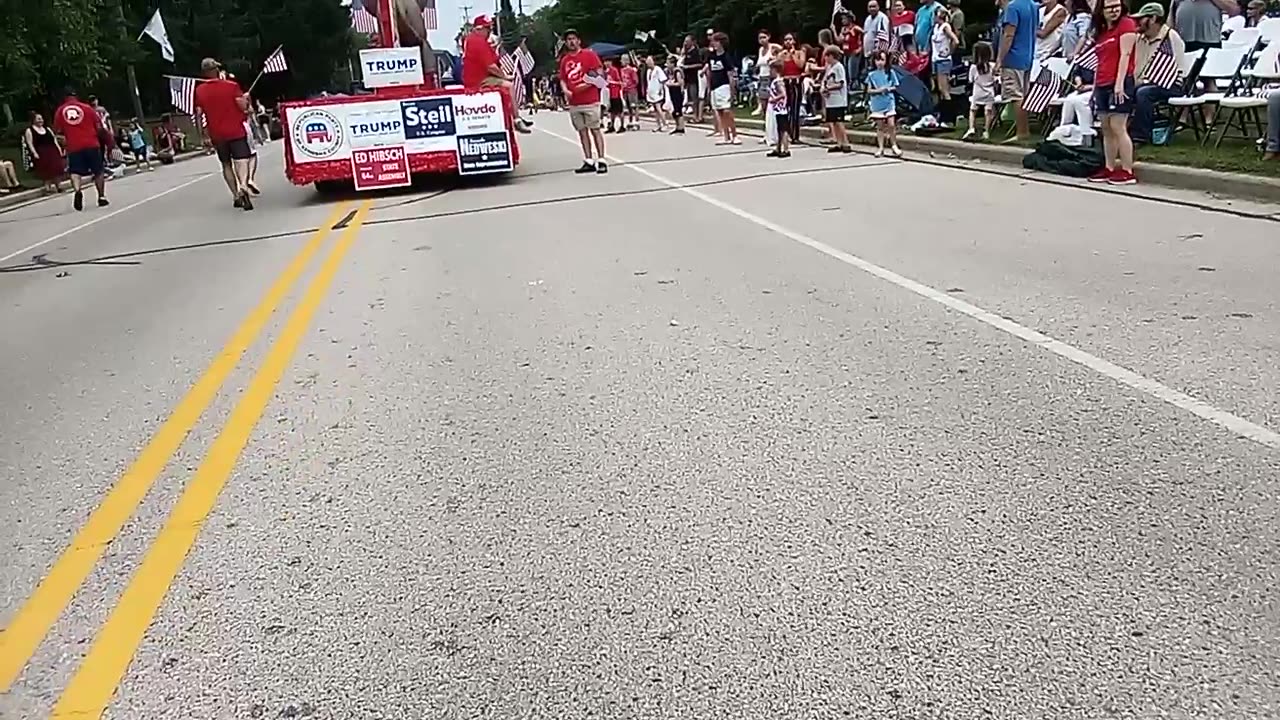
[589,42,629,59]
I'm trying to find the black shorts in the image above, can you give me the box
[824,106,848,123]
[1093,76,1137,115]
[608,98,624,114]
[66,148,105,177]
[668,86,685,117]
[774,113,792,136]
[214,137,253,163]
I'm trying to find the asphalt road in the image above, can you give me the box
[1,117,1278,720]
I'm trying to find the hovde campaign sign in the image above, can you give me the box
[286,92,509,169]
[359,47,425,88]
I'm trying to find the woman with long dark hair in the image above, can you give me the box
[778,33,806,142]
[1088,0,1139,185]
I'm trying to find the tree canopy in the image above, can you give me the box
[2,0,355,123]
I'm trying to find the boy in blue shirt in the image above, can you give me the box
[865,50,902,157]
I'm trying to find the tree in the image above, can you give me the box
[497,0,519,52]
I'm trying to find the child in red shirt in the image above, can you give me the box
[621,56,640,130]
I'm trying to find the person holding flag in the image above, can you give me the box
[193,58,255,210]
[461,16,532,133]
[1130,2,1186,144]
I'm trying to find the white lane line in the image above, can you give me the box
[538,127,1280,450]
[0,172,215,265]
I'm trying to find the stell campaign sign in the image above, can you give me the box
[284,91,509,172]
[351,146,411,190]
[359,47,425,88]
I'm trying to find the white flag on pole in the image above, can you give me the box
[140,10,175,62]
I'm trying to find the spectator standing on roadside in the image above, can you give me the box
[680,35,706,123]
[707,32,740,145]
[996,0,1039,140]
[948,0,967,50]
[194,57,255,210]
[766,58,792,157]
[821,46,853,152]
[964,41,999,139]
[665,55,687,134]
[24,112,65,194]
[1062,0,1094,58]
[891,0,917,46]
[53,89,109,211]
[866,50,902,156]
[865,0,892,57]
[1170,0,1234,120]
[558,28,608,174]
[1088,0,1140,185]
[779,33,807,142]
[622,55,641,130]
[605,58,625,133]
[1036,0,1069,61]
[645,55,670,131]
[839,14,865,89]
[932,7,962,114]
[915,0,940,77]
[1130,2,1185,144]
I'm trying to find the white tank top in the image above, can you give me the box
[1036,5,1066,61]
[930,24,952,62]
[758,46,774,78]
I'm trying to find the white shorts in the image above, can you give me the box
[710,85,732,111]
[869,110,896,119]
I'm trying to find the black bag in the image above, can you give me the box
[1021,140,1105,178]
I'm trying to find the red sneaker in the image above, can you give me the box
[1088,168,1113,183]
[1108,169,1137,186]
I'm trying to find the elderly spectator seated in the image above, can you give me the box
[1130,2,1186,144]
[0,158,19,195]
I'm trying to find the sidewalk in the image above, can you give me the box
[718,117,1280,205]
[0,149,208,213]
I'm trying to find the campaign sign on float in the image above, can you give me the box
[359,47,424,88]
[400,97,456,139]
[351,146,411,191]
[456,132,513,175]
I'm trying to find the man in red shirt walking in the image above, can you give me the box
[557,29,608,174]
[193,58,255,210]
[52,89,108,212]
[461,16,531,133]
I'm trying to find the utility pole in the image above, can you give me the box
[117,2,146,121]
[459,3,472,22]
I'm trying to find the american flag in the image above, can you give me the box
[169,75,196,115]
[888,32,906,63]
[351,7,378,35]
[832,0,848,19]
[422,0,437,30]
[499,47,534,107]
[263,46,288,73]
[1073,42,1100,72]
[875,26,890,53]
[1142,37,1180,90]
[1021,65,1061,113]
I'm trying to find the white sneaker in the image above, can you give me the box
[962,128,976,140]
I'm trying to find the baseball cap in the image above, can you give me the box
[473,15,493,27]
[562,27,580,38]
[200,57,222,73]
[1134,2,1165,17]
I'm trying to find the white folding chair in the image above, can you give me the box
[1258,17,1280,43]
[1216,39,1280,147]
[1222,14,1246,37]
[1167,43,1255,141]
[1225,27,1261,49]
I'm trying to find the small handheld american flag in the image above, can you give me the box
[422,0,437,30]
[1021,65,1061,114]
[351,7,379,35]
[1141,38,1181,90]
[169,75,196,116]
[263,46,288,74]
[1072,43,1100,72]
[500,49,533,108]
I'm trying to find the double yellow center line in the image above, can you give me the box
[1,199,373,718]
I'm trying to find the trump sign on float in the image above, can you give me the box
[358,47,424,88]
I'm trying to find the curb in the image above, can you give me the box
[727,117,1280,204]
[0,149,209,213]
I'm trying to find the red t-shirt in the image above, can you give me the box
[890,10,915,31]
[462,30,499,88]
[193,78,248,142]
[606,66,623,100]
[844,25,864,55]
[1094,16,1139,86]
[622,66,639,92]
[53,99,101,152]
[558,49,604,107]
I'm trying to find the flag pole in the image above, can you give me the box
[247,44,283,93]
[120,4,146,121]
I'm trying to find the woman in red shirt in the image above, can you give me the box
[778,33,806,142]
[1088,0,1139,185]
